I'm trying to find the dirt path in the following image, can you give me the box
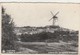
[16,47,38,54]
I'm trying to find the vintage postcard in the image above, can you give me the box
[0,3,80,55]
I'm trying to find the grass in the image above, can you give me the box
[16,41,78,54]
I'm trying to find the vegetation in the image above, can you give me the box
[2,7,18,52]
[20,31,78,42]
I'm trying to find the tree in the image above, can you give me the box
[2,7,18,52]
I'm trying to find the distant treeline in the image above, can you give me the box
[20,31,78,42]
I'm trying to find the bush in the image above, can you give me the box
[20,30,78,43]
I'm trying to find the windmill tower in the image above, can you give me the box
[49,11,59,26]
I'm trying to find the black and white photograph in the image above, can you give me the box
[1,3,79,54]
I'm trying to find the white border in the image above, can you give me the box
[0,0,80,3]
[0,1,80,55]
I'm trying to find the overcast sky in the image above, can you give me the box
[1,3,80,30]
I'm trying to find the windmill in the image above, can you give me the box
[49,11,59,26]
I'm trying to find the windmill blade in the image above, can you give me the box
[49,17,53,21]
[50,11,54,16]
[54,11,59,16]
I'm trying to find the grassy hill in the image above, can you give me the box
[14,26,78,53]
[14,26,78,43]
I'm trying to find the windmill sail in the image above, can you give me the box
[54,11,59,16]
[49,17,53,21]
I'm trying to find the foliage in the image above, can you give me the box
[2,7,18,52]
[20,31,78,42]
